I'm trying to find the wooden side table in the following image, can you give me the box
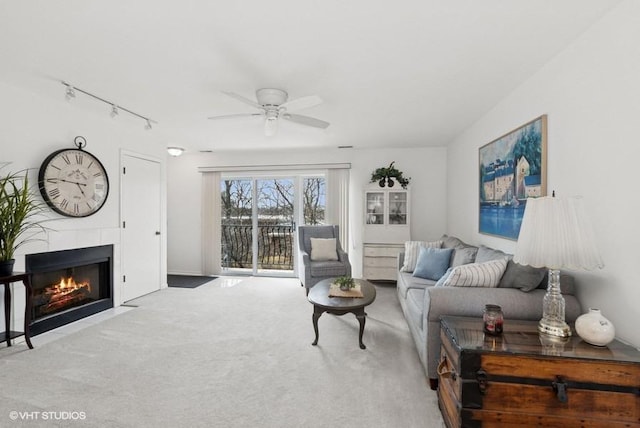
[1,272,34,349]
[438,316,640,427]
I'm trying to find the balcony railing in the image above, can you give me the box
[221,224,294,270]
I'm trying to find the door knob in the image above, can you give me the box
[155,231,161,235]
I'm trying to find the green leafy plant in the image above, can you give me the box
[370,161,410,189]
[334,275,355,290]
[0,169,48,262]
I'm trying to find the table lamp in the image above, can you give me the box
[513,194,604,337]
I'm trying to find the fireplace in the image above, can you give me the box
[26,245,113,335]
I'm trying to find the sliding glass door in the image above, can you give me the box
[220,179,254,271]
[255,178,295,275]
[220,174,326,276]
[301,176,326,225]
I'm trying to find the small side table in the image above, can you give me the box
[1,272,34,349]
[307,278,377,349]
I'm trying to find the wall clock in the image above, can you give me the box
[38,136,109,217]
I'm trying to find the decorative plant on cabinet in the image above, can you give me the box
[0,169,47,276]
[370,161,411,189]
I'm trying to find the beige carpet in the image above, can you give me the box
[0,277,445,428]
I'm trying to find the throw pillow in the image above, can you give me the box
[451,246,479,267]
[412,247,454,281]
[310,238,338,261]
[499,260,547,292]
[442,258,508,288]
[400,240,443,272]
[440,234,468,249]
[475,245,511,263]
[435,267,453,287]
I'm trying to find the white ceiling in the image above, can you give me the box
[0,1,622,152]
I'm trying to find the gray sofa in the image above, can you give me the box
[396,235,582,389]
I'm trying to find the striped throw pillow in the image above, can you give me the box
[442,258,508,288]
[400,240,443,272]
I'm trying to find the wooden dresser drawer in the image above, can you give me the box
[363,256,397,268]
[364,245,402,257]
[363,266,396,281]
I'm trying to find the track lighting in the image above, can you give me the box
[61,81,156,130]
[65,85,76,101]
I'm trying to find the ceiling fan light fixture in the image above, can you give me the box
[265,109,278,121]
[264,109,279,136]
[264,118,278,137]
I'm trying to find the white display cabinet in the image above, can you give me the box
[363,186,410,281]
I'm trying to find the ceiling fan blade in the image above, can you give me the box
[280,95,323,111]
[222,91,263,109]
[282,113,330,129]
[208,113,263,120]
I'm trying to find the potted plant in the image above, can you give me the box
[0,169,47,276]
[334,275,355,291]
[370,161,410,189]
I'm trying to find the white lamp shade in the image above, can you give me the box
[513,196,604,270]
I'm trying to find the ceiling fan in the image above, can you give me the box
[208,88,330,136]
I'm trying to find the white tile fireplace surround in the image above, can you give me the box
[1,227,122,339]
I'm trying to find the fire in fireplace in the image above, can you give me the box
[33,275,93,318]
[26,245,113,335]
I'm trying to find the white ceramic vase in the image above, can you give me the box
[575,308,615,346]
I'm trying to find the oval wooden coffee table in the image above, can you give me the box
[307,278,376,349]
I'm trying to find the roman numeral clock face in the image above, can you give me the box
[38,149,109,217]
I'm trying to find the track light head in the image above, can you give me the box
[110,104,119,118]
[145,119,152,130]
[65,85,76,101]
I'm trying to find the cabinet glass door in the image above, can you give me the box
[388,192,407,225]
[365,192,384,224]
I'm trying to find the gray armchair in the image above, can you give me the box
[298,225,351,292]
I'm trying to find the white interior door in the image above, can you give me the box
[121,153,162,302]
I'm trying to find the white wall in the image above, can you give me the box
[0,80,167,331]
[167,146,447,277]
[446,0,640,347]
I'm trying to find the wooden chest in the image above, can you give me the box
[438,316,640,428]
